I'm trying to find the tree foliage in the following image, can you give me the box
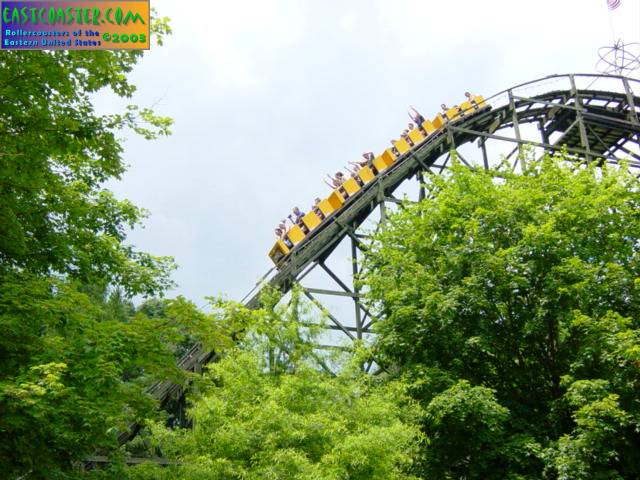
[108,292,422,480]
[0,15,173,295]
[0,14,216,480]
[0,276,183,478]
[125,353,420,480]
[361,154,640,479]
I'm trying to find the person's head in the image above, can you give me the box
[408,122,414,129]
[441,103,447,109]
[314,197,321,204]
[293,207,301,215]
[465,91,471,98]
[336,171,344,178]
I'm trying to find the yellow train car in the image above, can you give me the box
[358,166,376,184]
[342,177,361,196]
[269,239,290,266]
[474,95,488,109]
[372,148,396,174]
[328,189,345,207]
[460,95,489,115]
[302,211,322,231]
[422,119,437,135]
[408,127,425,145]
[432,113,446,130]
[287,224,306,245]
[460,100,474,116]
[317,198,335,217]
[444,106,460,121]
[268,92,490,267]
[394,138,412,155]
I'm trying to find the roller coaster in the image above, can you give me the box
[112,73,640,449]
[268,94,490,267]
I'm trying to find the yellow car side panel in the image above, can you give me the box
[445,107,459,121]
[268,239,290,265]
[381,148,397,166]
[422,119,437,135]
[394,138,411,154]
[358,166,375,184]
[302,211,322,231]
[408,128,425,145]
[474,95,487,108]
[287,224,305,245]
[373,156,388,173]
[432,114,446,130]
[318,198,335,216]
[327,190,345,209]
[343,177,361,196]
[460,100,473,115]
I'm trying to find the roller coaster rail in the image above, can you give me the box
[113,72,640,448]
[243,73,640,329]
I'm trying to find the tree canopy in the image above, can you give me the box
[361,154,640,479]
[96,290,422,480]
[121,352,420,480]
[0,14,215,480]
[0,19,173,295]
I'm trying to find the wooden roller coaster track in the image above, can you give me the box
[115,72,640,447]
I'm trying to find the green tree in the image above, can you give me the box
[0,18,173,295]
[361,154,640,479]
[422,380,510,478]
[0,14,223,480]
[0,282,229,479]
[111,295,422,480]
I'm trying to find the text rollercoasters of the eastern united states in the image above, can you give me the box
[3,29,102,47]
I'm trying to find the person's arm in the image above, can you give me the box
[324,179,335,188]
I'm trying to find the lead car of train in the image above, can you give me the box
[268,94,490,267]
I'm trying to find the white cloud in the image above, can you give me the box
[338,10,359,31]
[154,0,309,88]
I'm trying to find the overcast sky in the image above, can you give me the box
[100,0,640,304]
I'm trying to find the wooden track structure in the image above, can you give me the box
[117,72,640,446]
